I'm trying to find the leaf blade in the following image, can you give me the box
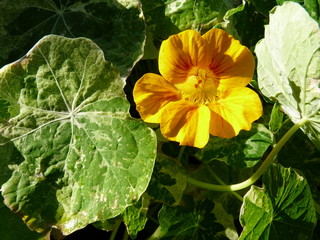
[0,35,157,235]
[239,164,317,239]
[255,2,320,147]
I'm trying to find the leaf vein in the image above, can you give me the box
[38,48,71,112]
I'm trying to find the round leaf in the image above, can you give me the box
[0,35,156,235]
[255,2,320,147]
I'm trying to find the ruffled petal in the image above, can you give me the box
[202,29,255,90]
[133,73,182,123]
[159,30,210,84]
[160,100,210,148]
[208,87,262,138]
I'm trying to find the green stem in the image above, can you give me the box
[187,117,308,192]
[109,221,121,240]
[122,229,129,240]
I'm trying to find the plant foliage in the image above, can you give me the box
[0,0,319,239]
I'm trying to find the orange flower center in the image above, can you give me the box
[175,67,218,104]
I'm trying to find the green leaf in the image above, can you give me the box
[142,29,160,59]
[276,0,303,4]
[0,0,145,76]
[304,0,320,21]
[196,123,273,168]
[256,1,320,147]
[223,2,265,48]
[269,102,285,133]
[250,0,277,16]
[0,35,156,235]
[140,0,243,59]
[141,0,239,38]
[0,99,10,121]
[0,137,16,186]
[239,164,317,239]
[123,195,150,239]
[147,153,187,206]
[158,197,238,240]
[94,194,150,238]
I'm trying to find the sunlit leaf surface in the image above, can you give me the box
[256,2,320,147]
[0,35,156,235]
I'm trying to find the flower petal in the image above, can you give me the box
[159,30,210,84]
[208,87,262,138]
[160,100,210,148]
[202,29,255,90]
[133,73,182,123]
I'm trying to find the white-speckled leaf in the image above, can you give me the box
[0,35,156,235]
[255,2,320,147]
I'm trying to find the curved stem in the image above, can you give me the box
[187,117,308,192]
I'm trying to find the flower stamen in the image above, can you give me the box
[175,67,217,104]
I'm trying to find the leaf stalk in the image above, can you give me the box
[187,117,309,192]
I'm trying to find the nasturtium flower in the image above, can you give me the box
[133,29,263,148]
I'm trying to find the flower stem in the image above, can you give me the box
[187,117,308,192]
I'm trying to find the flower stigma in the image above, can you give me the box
[176,67,218,104]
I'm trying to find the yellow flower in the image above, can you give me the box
[133,29,263,148]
